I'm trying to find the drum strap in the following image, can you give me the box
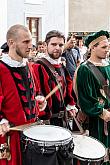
[35,58,65,106]
[86,61,110,100]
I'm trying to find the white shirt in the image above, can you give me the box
[44,55,62,65]
[1,54,27,67]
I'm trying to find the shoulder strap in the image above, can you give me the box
[35,58,65,105]
[86,61,106,86]
[86,61,110,99]
[36,58,56,75]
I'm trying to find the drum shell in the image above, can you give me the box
[21,125,74,165]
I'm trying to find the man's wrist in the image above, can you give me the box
[99,109,108,119]
[66,104,78,113]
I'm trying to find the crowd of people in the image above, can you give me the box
[0,24,110,165]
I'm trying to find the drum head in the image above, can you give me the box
[73,134,106,161]
[23,125,72,146]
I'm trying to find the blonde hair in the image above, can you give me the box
[6,24,29,41]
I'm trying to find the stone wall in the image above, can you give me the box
[69,0,110,32]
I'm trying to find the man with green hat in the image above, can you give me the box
[73,30,110,164]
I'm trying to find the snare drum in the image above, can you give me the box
[21,125,74,165]
[72,134,106,165]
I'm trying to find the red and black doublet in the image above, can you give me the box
[0,61,37,165]
[32,59,75,126]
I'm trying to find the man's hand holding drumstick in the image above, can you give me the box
[35,83,62,113]
[0,83,62,136]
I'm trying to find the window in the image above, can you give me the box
[27,17,39,45]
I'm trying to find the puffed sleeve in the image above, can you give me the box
[76,64,105,117]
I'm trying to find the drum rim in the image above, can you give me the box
[25,136,73,146]
[73,154,104,162]
[72,134,106,150]
[72,134,106,160]
[23,125,73,146]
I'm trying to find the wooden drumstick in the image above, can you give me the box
[9,121,41,131]
[10,83,62,131]
[45,82,62,100]
[72,115,84,134]
[35,83,62,102]
[9,127,23,131]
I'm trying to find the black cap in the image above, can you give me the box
[1,42,9,53]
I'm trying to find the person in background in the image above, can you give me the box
[31,30,78,127]
[37,41,45,53]
[0,42,9,55]
[62,35,80,79]
[0,24,46,165]
[36,41,47,58]
[76,36,87,63]
[28,44,37,62]
[74,30,110,165]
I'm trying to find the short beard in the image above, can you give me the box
[16,47,24,58]
[48,53,61,60]
[16,47,29,59]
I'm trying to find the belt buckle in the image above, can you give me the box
[58,111,64,118]
[43,120,50,125]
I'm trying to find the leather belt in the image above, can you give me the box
[51,111,64,118]
[42,111,64,125]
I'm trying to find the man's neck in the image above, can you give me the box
[9,51,23,62]
[88,57,108,66]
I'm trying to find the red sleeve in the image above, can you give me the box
[0,63,29,125]
[32,63,50,95]
[65,69,76,106]
[32,63,52,117]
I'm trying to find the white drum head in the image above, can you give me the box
[73,134,106,161]
[23,125,72,146]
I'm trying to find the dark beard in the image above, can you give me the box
[48,53,62,60]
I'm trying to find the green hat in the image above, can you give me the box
[84,30,109,48]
